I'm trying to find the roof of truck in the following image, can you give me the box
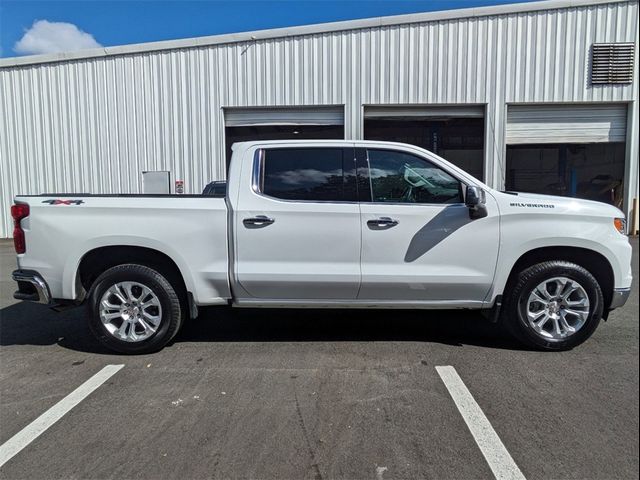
[231,139,419,149]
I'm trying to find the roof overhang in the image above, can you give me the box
[0,0,633,68]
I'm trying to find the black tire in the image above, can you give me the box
[86,264,184,354]
[501,261,604,351]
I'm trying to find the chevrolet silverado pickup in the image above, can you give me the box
[11,140,633,353]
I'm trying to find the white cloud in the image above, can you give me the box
[14,20,102,56]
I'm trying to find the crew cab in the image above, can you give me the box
[11,140,633,353]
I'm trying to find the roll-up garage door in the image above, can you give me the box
[506,104,627,144]
[364,105,484,119]
[224,106,344,127]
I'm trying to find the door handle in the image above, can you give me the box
[243,215,275,227]
[367,217,399,228]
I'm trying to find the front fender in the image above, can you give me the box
[488,233,631,305]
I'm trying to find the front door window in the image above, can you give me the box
[366,149,463,204]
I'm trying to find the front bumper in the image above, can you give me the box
[12,269,52,304]
[609,287,631,310]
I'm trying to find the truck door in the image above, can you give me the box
[356,147,500,304]
[233,145,361,300]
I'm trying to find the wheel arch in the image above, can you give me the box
[77,245,189,304]
[503,246,614,310]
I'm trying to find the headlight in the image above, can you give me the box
[614,217,627,234]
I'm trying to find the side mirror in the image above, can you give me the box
[465,186,488,219]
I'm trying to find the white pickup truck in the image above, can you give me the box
[11,140,632,353]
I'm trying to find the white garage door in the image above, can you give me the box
[224,106,344,127]
[364,105,484,119]
[506,104,627,144]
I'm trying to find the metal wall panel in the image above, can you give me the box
[506,103,628,143]
[0,1,638,237]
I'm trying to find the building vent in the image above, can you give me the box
[591,43,635,85]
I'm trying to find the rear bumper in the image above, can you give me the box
[12,269,52,304]
[609,287,631,310]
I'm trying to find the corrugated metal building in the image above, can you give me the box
[0,0,638,237]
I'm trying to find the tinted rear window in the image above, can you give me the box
[262,148,352,201]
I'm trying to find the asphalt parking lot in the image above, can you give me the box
[0,238,638,480]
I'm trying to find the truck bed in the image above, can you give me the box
[14,194,230,305]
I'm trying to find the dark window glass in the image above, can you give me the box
[367,149,463,204]
[262,148,348,201]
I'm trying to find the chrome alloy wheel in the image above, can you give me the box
[99,281,162,342]
[526,276,590,341]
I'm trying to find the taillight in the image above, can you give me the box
[11,204,29,254]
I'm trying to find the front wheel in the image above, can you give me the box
[86,264,183,354]
[502,261,604,351]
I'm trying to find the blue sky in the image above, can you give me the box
[1,0,537,58]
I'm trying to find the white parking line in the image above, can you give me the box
[0,364,124,468]
[436,365,526,480]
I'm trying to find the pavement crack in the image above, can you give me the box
[293,385,323,480]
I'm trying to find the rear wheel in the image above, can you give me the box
[502,261,604,351]
[86,264,183,354]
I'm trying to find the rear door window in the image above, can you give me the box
[261,148,356,202]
